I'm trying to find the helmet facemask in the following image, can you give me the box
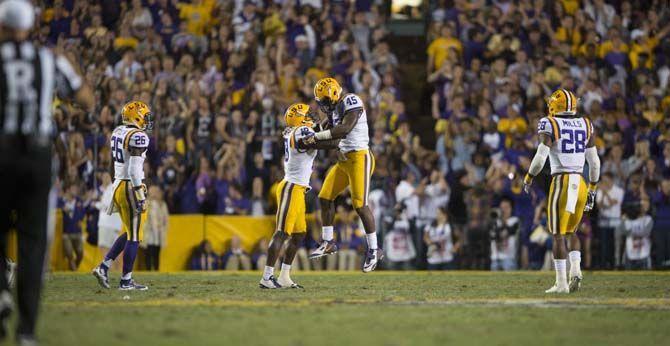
[317,97,337,114]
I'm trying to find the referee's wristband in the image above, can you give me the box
[314,130,332,140]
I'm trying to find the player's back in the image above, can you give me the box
[110,125,149,180]
[538,116,593,174]
[283,126,317,187]
[333,93,369,152]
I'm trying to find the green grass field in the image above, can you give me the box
[34,271,670,346]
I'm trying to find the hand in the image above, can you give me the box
[584,190,596,212]
[303,135,316,146]
[336,151,348,162]
[523,174,533,194]
[133,184,148,213]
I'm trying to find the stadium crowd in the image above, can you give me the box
[39,0,670,271]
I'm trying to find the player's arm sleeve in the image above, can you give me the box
[585,146,600,188]
[127,132,149,187]
[528,142,550,177]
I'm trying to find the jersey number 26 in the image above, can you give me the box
[111,136,124,163]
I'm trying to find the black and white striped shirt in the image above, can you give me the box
[0,40,82,143]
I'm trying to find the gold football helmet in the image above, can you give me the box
[121,101,153,132]
[284,103,314,128]
[547,89,578,117]
[314,77,343,113]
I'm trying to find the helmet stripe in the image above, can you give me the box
[561,89,570,113]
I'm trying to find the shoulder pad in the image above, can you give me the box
[537,117,556,139]
[126,130,149,149]
[341,93,363,112]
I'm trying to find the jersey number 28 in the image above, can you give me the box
[560,129,586,154]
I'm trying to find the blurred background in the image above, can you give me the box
[23,0,670,273]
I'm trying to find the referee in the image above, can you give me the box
[0,1,94,344]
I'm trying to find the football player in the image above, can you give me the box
[307,78,381,272]
[259,103,339,289]
[523,89,600,293]
[92,101,153,290]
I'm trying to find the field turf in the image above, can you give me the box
[32,271,670,345]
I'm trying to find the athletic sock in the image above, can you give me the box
[569,251,582,277]
[322,226,334,241]
[122,241,139,280]
[104,233,128,265]
[279,263,291,282]
[121,272,132,280]
[263,265,274,281]
[366,232,378,250]
[101,258,112,271]
[554,259,567,287]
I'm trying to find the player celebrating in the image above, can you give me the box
[259,103,338,289]
[93,101,153,290]
[308,77,380,272]
[523,89,600,294]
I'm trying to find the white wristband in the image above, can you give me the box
[314,130,332,140]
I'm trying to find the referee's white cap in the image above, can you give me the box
[0,0,35,31]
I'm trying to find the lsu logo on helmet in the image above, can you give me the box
[122,101,154,132]
[547,89,578,117]
[314,77,343,113]
[284,103,314,128]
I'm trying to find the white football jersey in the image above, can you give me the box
[537,116,593,174]
[283,126,317,187]
[332,93,369,152]
[110,125,149,181]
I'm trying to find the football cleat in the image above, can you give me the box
[119,279,148,291]
[277,277,303,289]
[92,266,110,289]
[0,290,13,340]
[308,240,339,259]
[569,275,582,293]
[362,248,383,273]
[545,284,569,294]
[259,276,282,289]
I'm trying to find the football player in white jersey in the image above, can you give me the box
[92,101,153,291]
[307,77,381,273]
[523,89,600,294]
[259,103,339,289]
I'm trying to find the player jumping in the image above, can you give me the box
[93,101,153,290]
[523,89,600,293]
[307,78,381,272]
[260,103,338,289]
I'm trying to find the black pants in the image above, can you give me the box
[144,245,160,271]
[652,226,670,268]
[0,144,52,337]
[598,226,615,269]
